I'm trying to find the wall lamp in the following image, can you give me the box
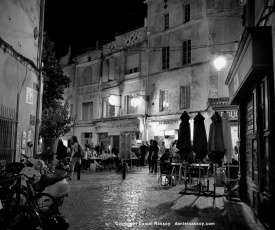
[213,51,236,71]
[130,94,150,108]
[108,95,121,107]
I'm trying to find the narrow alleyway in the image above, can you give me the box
[60,167,228,230]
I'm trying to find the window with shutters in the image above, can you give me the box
[162,46,170,70]
[102,98,115,117]
[180,86,190,109]
[102,59,109,83]
[182,40,191,65]
[78,66,93,86]
[125,95,137,115]
[126,53,140,74]
[70,104,74,118]
[164,13,169,30]
[82,102,93,121]
[183,4,190,23]
[159,90,169,112]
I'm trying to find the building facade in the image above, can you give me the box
[62,0,242,158]
[226,0,275,229]
[0,0,44,164]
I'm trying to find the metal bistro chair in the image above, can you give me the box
[159,162,175,187]
[188,166,208,191]
[223,164,239,194]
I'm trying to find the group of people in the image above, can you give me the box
[138,140,182,174]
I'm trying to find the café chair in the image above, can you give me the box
[159,162,175,187]
[223,164,239,194]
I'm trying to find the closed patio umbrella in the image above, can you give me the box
[193,112,208,162]
[207,111,225,165]
[222,112,233,164]
[176,111,191,161]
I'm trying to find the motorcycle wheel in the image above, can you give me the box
[33,193,59,214]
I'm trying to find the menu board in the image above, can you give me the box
[119,132,135,159]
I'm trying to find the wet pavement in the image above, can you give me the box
[59,166,264,230]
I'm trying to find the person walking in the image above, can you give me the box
[151,140,159,174]
[147,139,154,173]
[139,141,148,166]
[70,136,82,179]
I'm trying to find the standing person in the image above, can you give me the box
[147,139,154,173]
[151,140,159,174]
[70,136,82,179]
[159,142,166,158]
[139,141,148,166]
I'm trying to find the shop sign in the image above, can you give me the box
[96,119,140,133]
[158,119,179,125]
[218,110,238,120]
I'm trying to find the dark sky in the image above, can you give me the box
[44,0,147,59]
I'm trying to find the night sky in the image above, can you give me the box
[44,0,147,59]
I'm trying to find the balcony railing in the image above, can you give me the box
[208,97,229,106]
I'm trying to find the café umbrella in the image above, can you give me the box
[193,112,208,192]
[222,112,233,164]
[207,111,225,163]
[176,111,191,160]
[193,112,208,162]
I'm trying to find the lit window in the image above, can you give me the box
[160,90,169,112]
[125,95,137,115]
[103,98,115,117]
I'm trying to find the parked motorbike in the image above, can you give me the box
[18,154,70,206]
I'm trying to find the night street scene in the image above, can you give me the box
[0,0,275,229]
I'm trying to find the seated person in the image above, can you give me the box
[160,149,170,162]
[170,151,181,163]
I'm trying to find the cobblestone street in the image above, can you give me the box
[60,167,228,230]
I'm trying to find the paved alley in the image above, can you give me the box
[60,167,230,230]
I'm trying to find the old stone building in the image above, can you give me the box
[226,0,275,228]
[62,0,242,158]
[0,0,44,164]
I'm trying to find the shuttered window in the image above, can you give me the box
[82,102,93,121]
[102,60,109,83]
[162,46,170,70]
[159,90,169,112]
[102,98,115,117]
[183,4,190,23]
[126,54,139,74]
[109,58,115,80]
[125,95,137,115]
[164,13,169,30]
[180,86,190,109]
[182,40,191,65]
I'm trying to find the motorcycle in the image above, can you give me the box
[18,153,70,206]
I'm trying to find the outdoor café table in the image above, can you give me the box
[129,156,138,171]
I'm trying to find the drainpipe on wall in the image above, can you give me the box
[145,0,151,141]
[33,0,45,156]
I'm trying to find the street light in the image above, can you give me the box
[109,95,118,106]
[213,56,227,71]
[130,94,149,108]
[213,51,236,71]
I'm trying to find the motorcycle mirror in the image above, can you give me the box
[20,159,24,162]
[21,153,29,159]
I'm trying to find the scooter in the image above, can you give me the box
[19,153,70,206]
